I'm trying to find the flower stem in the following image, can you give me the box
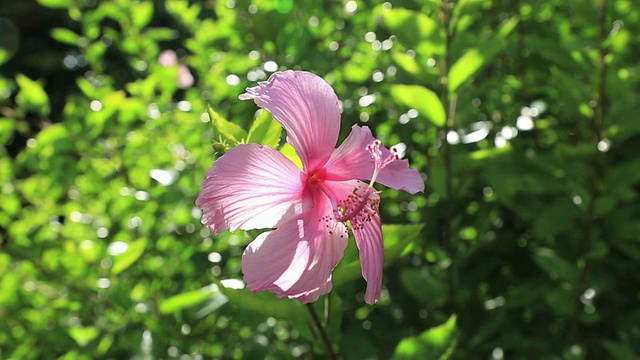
[306,303,337,360]
[440,0,458,315]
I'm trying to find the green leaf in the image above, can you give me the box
[0,118,15,145]
[247,110,281,148]
[35,0,71,8]
[68,327,100,347]
[391,52,422,77]
[86,90,125,137]
[543,287,574,316]
[390,85,446,127]
[275,0,294,14]
[453,0,491,19]
[159,285,219,314]
[393,315,458,360]
[111,238,147,275]
[400,268,447,306]
[334,224,424,288]
[279,142,303,169]
[448,17,518,93]
[213,278,306,321]
[601,340,640,360]
[382,8,441,56]
[584,240,609,260]
[208,105,247,145]
[131,1,154,29]
[448,48,484,94]
[15,74,50,116]
[97,334,114,356]
[144,27,179,41]
[51,28,81,46]
[532,198,579,239]
[342,53,376,82]
[0,19,19,66]
[34,124,74,154]
[76,78,99,98]
[533,248,579,283]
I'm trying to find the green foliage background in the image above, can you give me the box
[1,0,639,358]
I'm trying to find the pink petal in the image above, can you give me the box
[320,180,383,304]
[351,205,383,305]
[196,143,309,234]
[239,70,341,172]
[158,50,177,67]
[324,125,425,194]
[177,65,194,89]
[241,191,348,303]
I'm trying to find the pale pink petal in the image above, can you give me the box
[158,50,177,67]
[320,179,383,304]
[239,70,341,172]
[196,143,309,234]
[351,206,383,305]
[324,125,424,194]
[241,192,348,303]
[177,65,194,89]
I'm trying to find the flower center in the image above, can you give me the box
[335,184,379,225]
[335,139,403,225]
[306,167,326,188]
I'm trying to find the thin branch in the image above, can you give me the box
[324,293,331,328]
[440,0,457,314]
[306,303,337,360]
[572,0,608,342]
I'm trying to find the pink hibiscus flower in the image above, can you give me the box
[158,50,194,89]
[196,70,423,304]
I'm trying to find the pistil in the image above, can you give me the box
[334,139,401,226]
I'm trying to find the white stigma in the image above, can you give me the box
[366,139,402,186]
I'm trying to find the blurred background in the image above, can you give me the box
[1,0,640,358]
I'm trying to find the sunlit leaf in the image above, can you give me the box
[213,278,306,321]
[247,110,281,148]
[382,8,441,57]
[279,142,302,169]
[275,0,294,14]
[391,52,422,77]
[86,90,125,137]
[68,327,100,347]
[0,118,15,145]
[35,124,73,154]
[390,85,446,127]
[97,334,114,356]
[36,0,71,8]
[51,28,81,46]
[208,105,247,144]
[131,1,154,29]
[448,17,518,93]
[0,273,19,306]
[343,53,377,83]
[393,315,457,360]
[76,78,100,98]
[159,286,220,314]
[15,74,50,116]
[111,238,147,275]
